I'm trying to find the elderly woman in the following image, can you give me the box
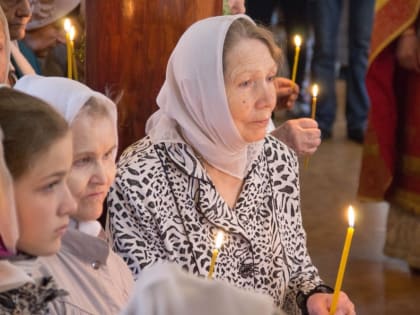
[15,74,134,314]
[107,15,354,315]
[0,87,75,313]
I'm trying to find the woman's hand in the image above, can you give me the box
[274,77,299,110]
[227,0,246,14]
[307,292,356,315]
[270,118,321,157]
[396,28,420,72]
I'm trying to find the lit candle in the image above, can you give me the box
[69,26,78,81]
[291,35,302,84]
[208,230,224,279]
[64,19,72,79]
[329,206,355,315]
[304,84,319,168]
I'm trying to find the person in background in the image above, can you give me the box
[107,15,354,314]
[15,74,134,314]
[0,0,35,84]
[0,6,10,84]
[20,0,80,76]
[358,1,420,273]
[0,87,75,313]
[311,0,375,142]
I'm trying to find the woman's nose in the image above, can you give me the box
[61,184,78,216]
[256,81,276,109]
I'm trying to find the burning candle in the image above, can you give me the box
[64,19,72,79]
[329,206,355,315]
[291,35,302,84]
[69,26,78,81]
[208,230,224,279]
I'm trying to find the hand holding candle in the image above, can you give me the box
[329,206,355,315]
[291,35,302,84]
[64,19,72,79]
[208,230,224,279]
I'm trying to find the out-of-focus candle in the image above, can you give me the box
[304,83,319,168]
[208,230,224,279]
[329,206,355,315]
[69,26,78,81]
[291,35,302,84]
[64,19,72,79]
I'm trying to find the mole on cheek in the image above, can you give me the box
[242,100,246,104]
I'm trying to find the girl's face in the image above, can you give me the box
[14,132,76,256]
[224,38,277,142]
[67,114,117,222]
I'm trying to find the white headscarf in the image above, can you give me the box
[15,74,117,128]
[121,263,283,315]
[146,15,264,179]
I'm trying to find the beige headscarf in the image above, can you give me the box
[0,126,18,255]
[146,15,264,179]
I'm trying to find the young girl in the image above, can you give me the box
[0,87,76,313]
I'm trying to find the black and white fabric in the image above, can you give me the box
[107,135,323,314]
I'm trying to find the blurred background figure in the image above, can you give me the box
[358,0,420,273]
[311,0,375,142]
[0,0,34,84]
[246,0,313,118]
[0,6,10,84]
[20,0,80,77]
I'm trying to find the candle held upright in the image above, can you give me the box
[291,35,302,84]
[329,206,355,315]
[69,26,78,81]
[304,84,319,168]
[208,230,224,279]
[64,19,72,79]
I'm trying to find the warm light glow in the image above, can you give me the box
[64,18,71,32]
[348,206,355,227]
[215,231,224,250]
[69,26,76,41]
[312,84,319,97]
[294,35,302,48]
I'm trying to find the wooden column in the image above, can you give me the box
[85,1,222,153]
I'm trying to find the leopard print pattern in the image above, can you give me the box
[107,136,322,314]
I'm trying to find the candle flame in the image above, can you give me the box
[348,205,355,227]
[312,84,319,97]
[69,26,76,41]
[64,18,71,32]
[215,231,224,250]
[294,35,302,48]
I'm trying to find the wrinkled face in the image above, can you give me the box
[67,113,117,222]
[0,0,31,40]
[24,21,66,58]
[14,132,76,256]
[224,38,277,142]
[0,25,7,83]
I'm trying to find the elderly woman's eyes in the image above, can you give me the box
[73,156,93,167]
[239,80,252,88]
[267,75,276,82]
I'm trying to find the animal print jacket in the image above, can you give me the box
[107,135,324,314]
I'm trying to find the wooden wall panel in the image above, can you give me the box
[85,0,222,153]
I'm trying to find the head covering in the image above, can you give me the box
[0,126,19,257]
[146,15,264,179]
[27,0,80,31]
[0,6,11,84]
[14,74,117,128]
[120,263,283,315]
